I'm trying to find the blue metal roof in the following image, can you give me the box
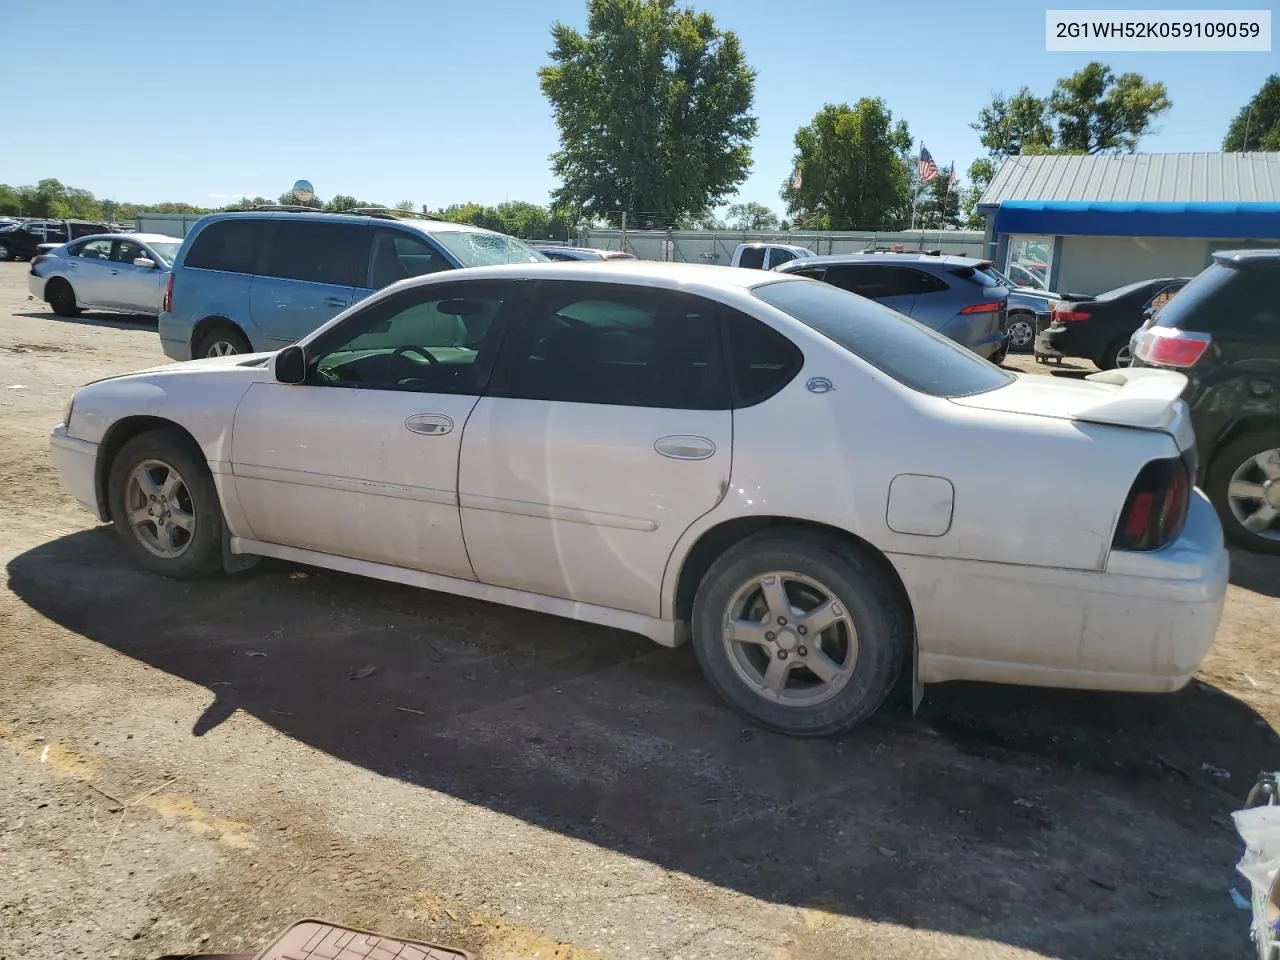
[993,200,1280,239]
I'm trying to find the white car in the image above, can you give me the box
[28,233,181,317]
[49,262,1229,735]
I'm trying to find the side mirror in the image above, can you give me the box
[133,257,156,269]
[274,345,307,384]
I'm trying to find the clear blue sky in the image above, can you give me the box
[6,0,1277,212]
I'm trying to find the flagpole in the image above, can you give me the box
[910,142,919,230]
[943,162,954,222]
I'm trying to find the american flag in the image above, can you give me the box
[791,167,803,191]
[919,146,938,183]
[948,164,958,186]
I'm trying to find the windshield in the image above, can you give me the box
[148,241,181,265]
[753,278,1014,398]
[430,230,548,267]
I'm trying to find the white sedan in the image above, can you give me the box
[48,262,1229,735]
[29,232,181,318]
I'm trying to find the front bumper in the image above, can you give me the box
[892,491,1228,693]
[50,425,102,518]
[27,274,47,301]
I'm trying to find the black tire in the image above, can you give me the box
[691,531,909,736]
[1096,336,1133,371]
[1006,313,1036,353]
[193,324,251,359]
[0,240,12,261]
[46,278,81,317]
[990,344,1008,366]
[1205,429,1280,555]
[107,428,225,578]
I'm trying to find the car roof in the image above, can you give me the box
[200,210,498,237]
[385,259,801,292]
[1212,249,1280,267]
[59,232,178,244]
[782,252,986,268]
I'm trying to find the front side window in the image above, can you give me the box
[493,281,730,409]
[113,240,145,264]
[367,229,453,288]
[768,248,798,268]
[261,221,364,287]
[306,281,515,394]
[753,278,1013,398]
[429,230,547,267]
[78,239,113,260]
[184,219,261,273]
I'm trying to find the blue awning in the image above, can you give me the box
[993,200,1280,239]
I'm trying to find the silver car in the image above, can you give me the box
[28,233,182,317]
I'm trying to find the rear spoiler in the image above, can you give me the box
[1075,368,1189,432]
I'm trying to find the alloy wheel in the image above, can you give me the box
[125,459,197,558]
[206,340,239,357]
[1227,448,1280,541]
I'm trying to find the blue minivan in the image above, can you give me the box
[158,210,548,360]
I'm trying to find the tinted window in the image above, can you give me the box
[308,281,513,394]
[495,282,729,409]
[367,229,452,288]
[261,221,364,287]
[1156,264,1280,337]
[753,279,1013,398]
[185,219,261,273]
[956,266,1001,288]
[769,248,798,268]
[725,311,804,406]
[789,267,826,281]
[821,264,944,298]
[738,246,766,269]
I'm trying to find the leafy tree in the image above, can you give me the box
[1050,62,1170,154]
[780,99,912,230]
[913,166,962,230]
[1224,74,1280,151]
[0,184,24,215]
[394,200,415,213]
[725,201,778,230]
[325,195,360,211]
[971,87,1054,158]
[539,0,757,223]
[278,189,323,208]
[958,158,996,228]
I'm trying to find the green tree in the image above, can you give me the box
[278,189,323,208]
[1224,74,1280,151]
[725,201,778,230]
[0,184,24,215]
[394,200,415,213]
[971,87,1054,158]
[914,166,962,230]
[780,99,912,230]
[325,195,360,211]
[1050,62,1170,154]
[539,0,757,223]
[958,157,996,228]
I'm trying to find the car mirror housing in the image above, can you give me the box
[133,257,156,269]
[274,345,307,384]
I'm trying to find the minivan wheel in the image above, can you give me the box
[46,278,81,317]
[691,532,908,736]
[194,325,251,359]
[108,428,225,577]
[1206,430,1280,555]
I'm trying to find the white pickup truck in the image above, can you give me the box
[731,242,816,270]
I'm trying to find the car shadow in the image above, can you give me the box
[7,529,1269,959]
[15,310,157,330]
[1229,548,1280,598]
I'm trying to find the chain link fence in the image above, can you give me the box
[579,227,987,262]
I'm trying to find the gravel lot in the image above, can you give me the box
[1,259,1277,960]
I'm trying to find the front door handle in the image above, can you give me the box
[110,269,120,275]
[654,435,716,460]
[322,296,347,307]
[405,413,454,436]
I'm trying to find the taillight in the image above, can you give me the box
[30,255,47,273]
[1135,327,1211,368]
[1113,456,1192,552]
[1052,305,1091,323]
[162,273,175,313]
[959,301,1001,314]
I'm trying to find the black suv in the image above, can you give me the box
[1131,250,1280,553]
[0,219,110,261]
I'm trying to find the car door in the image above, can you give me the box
[351,226,457,304]
[458,279,733,618]
[821,264,918,316]
[65,238,116,307]
[103,239,163,312]
[249,219,368,346]
[230,278,520,579]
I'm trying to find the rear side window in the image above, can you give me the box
[753,279,1013,398]
[261,221,365,287]
[185,219,262,274]
[822,265,946,298]
[737,246,766,269]
[724,311,804,406]
[1157,264,1279,337]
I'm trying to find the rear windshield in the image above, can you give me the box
[752,278,1013,398]
[954,265,1000,287]
[1155,262,1273,332]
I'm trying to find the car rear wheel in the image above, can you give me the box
[691,531,908,736]
[1097,336,1134,371]
[1207,431,1280,555]
[194,325,251,359]
[1006,313,1036,353]
[0,241,12,261]
[46,278,81,318]
[107,428,225,577]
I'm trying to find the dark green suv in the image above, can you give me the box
[1131,249,1280,553]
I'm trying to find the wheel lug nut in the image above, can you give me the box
[797,625,807,636]
[777,617,787,626]
[797,645,808,657]
[777,650,788,660]
[765,631,776,642]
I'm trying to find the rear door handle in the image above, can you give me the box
[322,296,347,307]
[110,269,120,275]
[405,414,454,436]
[654,435,716,460]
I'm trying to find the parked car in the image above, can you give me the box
[1130,250,1280,553]
[28,233,181,317]
[532,245,636,262]
[774,253,1009,362]
[0,219,111,261]
[1007,262,1049,289]
[1035,277,1190,370]
[732,242,815,270]
[159,209,549,360]
[50,262,1226,736]
[979,265,1072,353]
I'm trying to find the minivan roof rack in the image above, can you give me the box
[226,204,443,222]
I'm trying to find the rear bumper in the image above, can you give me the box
[892,491,1228,693]
[27,274,47,301]
[157,311,191,361]
[1036,322,1096,360]
[50,425,102,518]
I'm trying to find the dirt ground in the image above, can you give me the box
[0,259,1277,960]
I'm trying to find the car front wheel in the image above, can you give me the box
[691,531,908,736]
[107,428,225,577]
[1207,430,1280,555]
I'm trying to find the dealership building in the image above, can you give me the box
[978,151,1280,295]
